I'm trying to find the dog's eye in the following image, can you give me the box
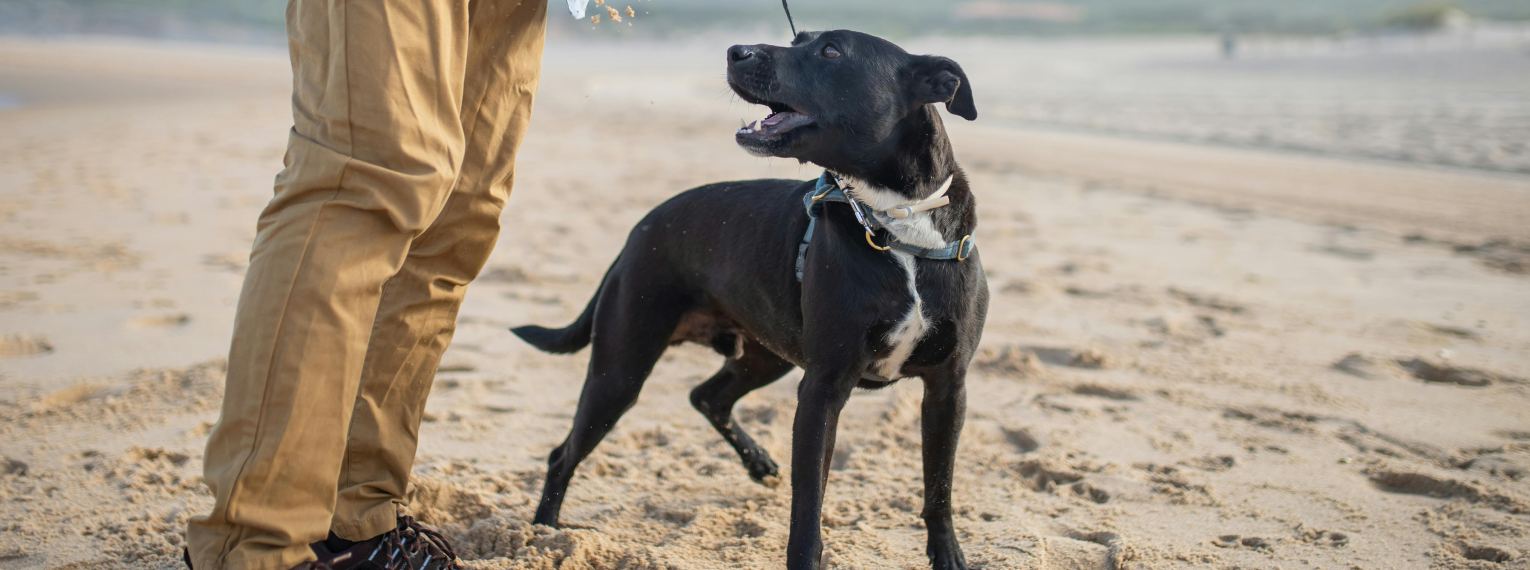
[821,44,841,58]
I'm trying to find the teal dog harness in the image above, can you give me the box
[796,172,975,281]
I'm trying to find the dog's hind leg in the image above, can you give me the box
[689,341,796,483]
[532,276,688,528]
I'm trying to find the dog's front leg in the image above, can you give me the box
[785,366,859,570]
[921,366,970,570]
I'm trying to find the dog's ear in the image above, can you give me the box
[907,55,977,121]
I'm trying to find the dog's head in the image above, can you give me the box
[727,30,975,173]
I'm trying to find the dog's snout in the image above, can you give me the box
[728,45,757,64]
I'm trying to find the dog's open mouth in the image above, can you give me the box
[737,103,816,143]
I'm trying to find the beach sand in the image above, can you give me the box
[1,35,1528,570]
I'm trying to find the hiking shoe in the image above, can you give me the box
[182,516,462,570]
[344,515,464,570]
[308,530,385,570]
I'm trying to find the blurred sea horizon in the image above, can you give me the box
[2,0,1528,176]
[2,0,1530,43]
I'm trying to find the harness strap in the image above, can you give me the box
[796,172,975,281]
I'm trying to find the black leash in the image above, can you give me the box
[781,0,797,36]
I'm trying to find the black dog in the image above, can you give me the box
[512,30,987,570]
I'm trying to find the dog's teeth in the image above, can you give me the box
[741,119,746,128]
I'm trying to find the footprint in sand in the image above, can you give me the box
[830,444,854,471]
[1331,353,1407,380]
[1063,285,1111,299]
[732,516,768,539]
[1213,534,1274,549]
[1366,469,1529,513]
[1014,459,1085,492]
[1461,544,1518,563]
[1311,244,1374,260]
[1071,383,1138,401]
[131,314,191,328]
[1167,287,1248,315]
[0,334,53,358]
[1186,455,1237,472]
[974,345,1047,377]
[202,252,247,272]
[1069,481,1112,504]
[1029,346,1111,369]
[31,383,107,411]
[1331,354,1517,387]
[1407,320,1481,341]
[1467,241,1530,276]
[1297,527,1349,547]
[2,457,27,476]
[1143,315,1224,342]
[1396,358,1514,387]
[1495,430,1530,441]
[1038,534,1115,569]
[1000,426,1041,453]
[1458,457,1526,481]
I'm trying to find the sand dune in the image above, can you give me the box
[1,36,1528,570]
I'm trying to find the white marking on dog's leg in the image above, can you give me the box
[874,251,929,380]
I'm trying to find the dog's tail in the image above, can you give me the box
[511,290,598,353]
[509,264,609,354]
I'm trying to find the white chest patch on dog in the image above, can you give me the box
[873,249,930,379]
[840,176,951,380]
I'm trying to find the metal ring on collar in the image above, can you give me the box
[865,230,892,251]
[956,235,973,261]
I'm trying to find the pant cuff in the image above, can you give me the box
[330,501,400,542]
[210,544,317,570]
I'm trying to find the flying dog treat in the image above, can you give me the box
[591,14,600,23]
[607,6,621,21]
[626,6,635,17]
[594,0,603,5]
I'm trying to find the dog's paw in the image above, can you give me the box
[928,550,969,570]
[927,538,969,570]
[745,453,780,484]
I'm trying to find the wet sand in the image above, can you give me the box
[1,35,1528,570]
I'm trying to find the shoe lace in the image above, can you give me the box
[400,516,462,566]
[369,516,462,570]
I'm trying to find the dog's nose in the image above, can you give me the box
[728,45,756,63]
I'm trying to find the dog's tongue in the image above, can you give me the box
[737,110,815,137]
[759,111,813,133]
[763,111,797,126]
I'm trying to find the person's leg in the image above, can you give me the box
[329,0,548,541]
[185,1,471,569]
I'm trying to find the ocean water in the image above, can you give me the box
[916,32,1530,174]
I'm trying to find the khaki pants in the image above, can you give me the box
[185,0,546,568]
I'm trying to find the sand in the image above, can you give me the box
[1,34,1529,570]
